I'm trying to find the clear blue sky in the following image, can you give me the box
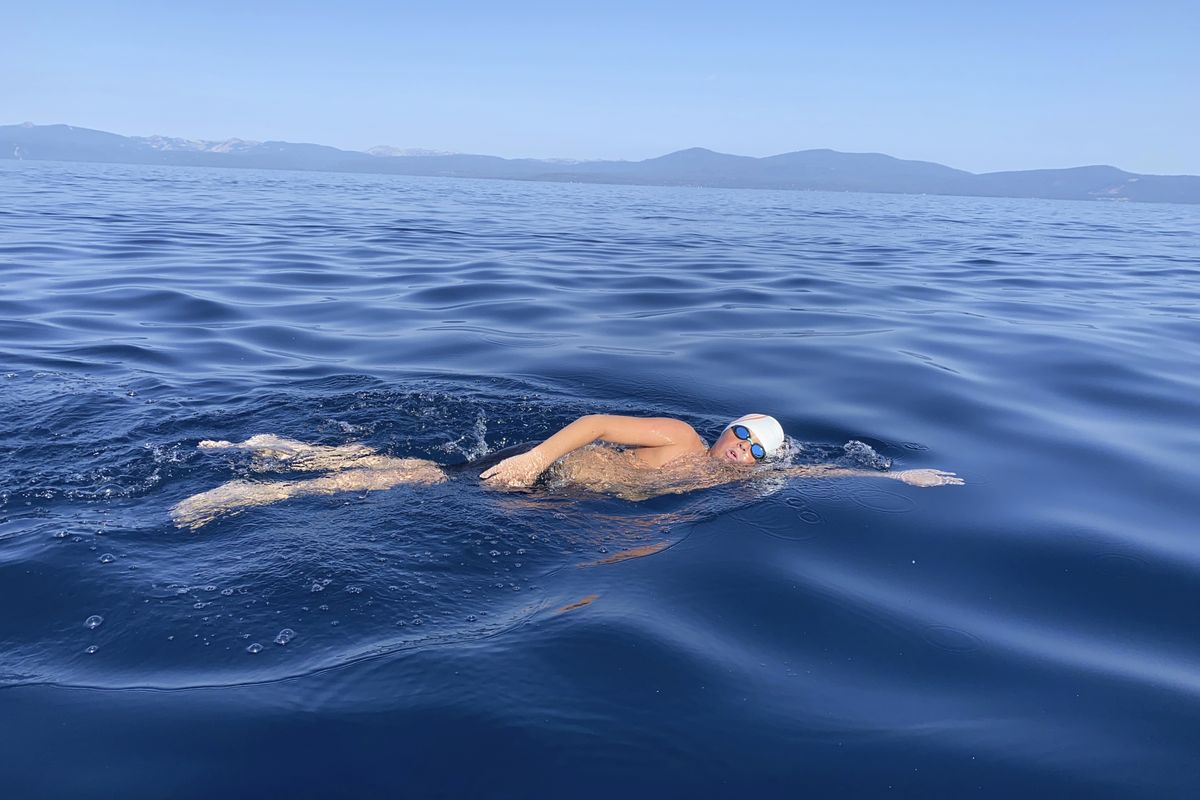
[6,0,1197,174]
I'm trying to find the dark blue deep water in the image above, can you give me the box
[2,160,1199,798]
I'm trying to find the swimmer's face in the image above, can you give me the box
[708,427,760,466]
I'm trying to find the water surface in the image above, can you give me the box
[2,160,1199,797]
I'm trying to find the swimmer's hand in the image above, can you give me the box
[894,469,964,487]
[480,449,549,489]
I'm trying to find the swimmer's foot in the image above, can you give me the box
[894,469,964,487]
[199,434,307,460]
[196,434,381,471]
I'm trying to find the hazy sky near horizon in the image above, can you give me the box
[6,1,1197,174]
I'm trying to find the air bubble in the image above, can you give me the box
[98,553,115,564]
[489,550,501,557]
[220,588,234,596]
[274,628,295,646]
[246,643,263,654]
[346,585,363,594]
[84,615,104,630]
[52,531,69,540]
[466,615,477,622]
[203,585,217,592]
[85,645,99,654]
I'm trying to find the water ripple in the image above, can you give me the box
[2,160,1198,796]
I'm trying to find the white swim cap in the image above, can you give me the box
[723,413,785,456]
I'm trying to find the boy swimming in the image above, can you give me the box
[170,413,963,530]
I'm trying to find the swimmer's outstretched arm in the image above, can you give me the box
[480,414,698,488]
[171,459,446,530]
[783,465,964,487]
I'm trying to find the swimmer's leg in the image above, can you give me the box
[198,434,390,472]
[171,459,447,530]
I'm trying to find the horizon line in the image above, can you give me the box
[10,120,1193,179]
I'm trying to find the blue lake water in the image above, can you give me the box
[1,160,1198,797]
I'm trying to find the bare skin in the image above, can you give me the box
[170,436,446,530]
[479,415,961,493]
[170,416,963,530]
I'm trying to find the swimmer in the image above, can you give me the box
[170,414,962,530]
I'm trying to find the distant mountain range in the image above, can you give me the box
[4,123,1197,204]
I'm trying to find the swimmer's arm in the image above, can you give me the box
[481,415,696,487]
[541,414,694,458]
[783,465,964,487]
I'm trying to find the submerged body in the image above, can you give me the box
[550,444,750,500]
[171,414,962,530]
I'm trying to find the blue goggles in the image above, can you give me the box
[731,424,767,460]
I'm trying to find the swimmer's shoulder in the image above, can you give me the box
[643,416,706,448]
[630,418,708,467]
[679,419,709,451]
